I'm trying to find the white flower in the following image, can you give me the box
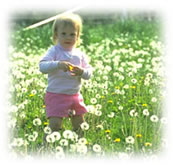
[28,135,35,142]
[78,138,87,145]
[52,131,61,141]
[87,105,96,114]
[60,139,68,146]
[63,130,73,139]
[96,124,104,130]
[126,136,135,144]
[46,134,55,143]
[151,97,157,102]
[143,109,149,116]
[129,109,135,117]
[123,84,129,89]
[160,117,167,124]
[90,98,97,104]
[96,104,102,110]
[56,146,64,153]
[55,152,65,159]
[93,144,102,153]
[33,118,42,126]
[150,115,159,122]
[118,106,123,110]
[80,122,89,130]
[131,78,137,84]
[76,144,88,154]
[44,126,52,134]
[11,138,24,147]
[107,112,115,118]
[95,110,102,116]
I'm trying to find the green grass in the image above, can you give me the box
[8,14,165,159]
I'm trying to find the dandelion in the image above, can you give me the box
[95,110,102,116]
[129,109,135,117]
[105,130,111,134]
[69,65,73,71]
[96,104,102,110]
[93,144,102,153]
[33,131,38,139]
[46,134,55,143]
[55,152,65,159]
[56,146,64,153]
[11,138,24,147]
[90,98,97,104]
[123,84,129,89]
[60,139,68,146]
[80,122,89,130]
[145,142,152,147]
[33,118,42,126]
[96,124,104,130]
[142,104,148,107]
[78,138,88,145]
[44,126,52,134]
[107,100,113,103]
[76,144,88,154]
[28,135,35,142]
[63,130,73,139]
[136,134,142,138]
[150,115,159,122]
[126,136,135,144]
[151,97,157,102]
[131,78,137,84]
[160,117,167,124]
[118,106,123,110]
[114,138,121,142]
[52,131,61,141]
[143,109,149,116]
[107,112,115,118]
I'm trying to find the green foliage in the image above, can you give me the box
[8,14,165,158]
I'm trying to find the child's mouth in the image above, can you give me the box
[64,42,71,44]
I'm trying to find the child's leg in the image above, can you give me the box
[71,115,84,137]
[44,117,63,143]
[49,117,63,132]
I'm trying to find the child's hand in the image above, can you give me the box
[58,61,71,72]
[68,64,84,76]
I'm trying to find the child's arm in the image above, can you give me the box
[39,47,71,74]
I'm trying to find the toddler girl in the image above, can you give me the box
[39,13,92,137]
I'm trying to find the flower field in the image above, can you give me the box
[8,13,166,159]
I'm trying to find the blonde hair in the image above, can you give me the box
[52,13,82,46]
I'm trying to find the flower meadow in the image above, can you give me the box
[8,13,167,159]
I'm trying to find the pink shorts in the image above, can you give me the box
[45,92,88,118]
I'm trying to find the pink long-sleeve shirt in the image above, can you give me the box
[39,43,92,95]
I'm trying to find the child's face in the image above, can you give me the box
[58,24,78,50]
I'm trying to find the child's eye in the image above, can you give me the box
[62,32,66,35]
[71,33,76,36]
